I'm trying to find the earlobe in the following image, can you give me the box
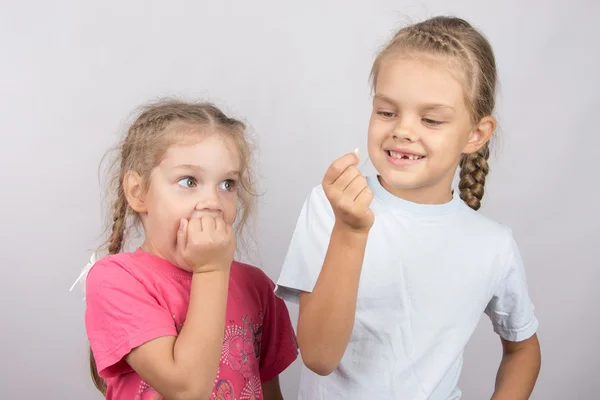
[123,171,147,213]
[463,116,496,154]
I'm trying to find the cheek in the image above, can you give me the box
[367,121,385,149]
[427,130,468,161]
[222,192,239,225]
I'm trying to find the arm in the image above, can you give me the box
[298,225,368,375]
[491,334,541,400]
[126,216,235,400]
[262,376,284,400]
[126,270,229,400]
[297,152,374,376]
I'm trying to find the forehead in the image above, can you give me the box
[160,132,241,170]
[375,54,468,109]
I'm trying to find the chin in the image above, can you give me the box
[376,167,427,188]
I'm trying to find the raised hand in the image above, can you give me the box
[322,151,374,233]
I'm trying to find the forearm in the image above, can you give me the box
[492,338,541,400]
[298,223,368,375]
[173,270,230,397]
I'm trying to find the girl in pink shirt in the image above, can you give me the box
[82,100,298,400]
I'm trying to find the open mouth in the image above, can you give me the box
[387,150,426,161]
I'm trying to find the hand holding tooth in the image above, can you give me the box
[322,149,374,233]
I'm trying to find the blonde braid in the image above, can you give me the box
[107,185,128,255]
[458,143,490,211]
[89,176,129,395]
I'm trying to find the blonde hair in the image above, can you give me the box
[370,16,497,210]
[89,99,257,394]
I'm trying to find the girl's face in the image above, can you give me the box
[367,54,490,204]
[131,132,240,268]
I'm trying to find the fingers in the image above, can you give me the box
[176,218,188,254]
[214,215,226,234]
[346,174,370,202]
[353,185,374,210]
[323,152,360,186]
[336,174,369,211]
[200,216,217,233]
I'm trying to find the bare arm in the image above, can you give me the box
[297,152,374,376]
[126,216,235,400]
[262,376,284,400]
[491,334,541,400]
[126,271,229,400]
[298,225,368,375]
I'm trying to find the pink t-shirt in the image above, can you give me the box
[85,248,298,400]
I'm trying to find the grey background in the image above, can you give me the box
[0,0,598,398]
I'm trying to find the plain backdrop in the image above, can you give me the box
[1,0,598,398]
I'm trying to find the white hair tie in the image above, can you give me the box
[69,252,99,299]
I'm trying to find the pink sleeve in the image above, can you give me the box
[258,275,299,383]
[85,259,178,378]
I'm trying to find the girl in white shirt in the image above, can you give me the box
[276,16,541,400]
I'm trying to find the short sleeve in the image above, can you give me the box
[275,185,335,303]
[484,235,539,342]
[257,276,299,383]
[85,259,178,378]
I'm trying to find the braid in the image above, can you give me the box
[90,353,107,394]
[459,143,490,211]
[107,184,128,254]
[89,179,128,395]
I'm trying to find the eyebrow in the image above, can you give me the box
[373,94,455,112]
[173,164,240,177]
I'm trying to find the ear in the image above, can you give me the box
[463,116,496,154]
[123,171,147,214]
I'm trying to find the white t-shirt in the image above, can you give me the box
[275,176,538,400]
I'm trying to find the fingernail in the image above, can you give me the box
[353,148,359,155]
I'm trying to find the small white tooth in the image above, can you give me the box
[409,154,415,160]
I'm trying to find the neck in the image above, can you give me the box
[378,175,454,205]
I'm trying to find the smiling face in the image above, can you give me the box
[125,131,241,268]
[367,54,488,204]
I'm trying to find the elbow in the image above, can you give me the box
[299,347,339,376]
[297,327,341,376]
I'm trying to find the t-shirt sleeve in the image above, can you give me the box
[257,275,299,383]
[85,258,178,378]
[274,185,335,303]
[484,234,539,342]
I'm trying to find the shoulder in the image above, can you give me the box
[86,252,138,285]
[456,204,518,254]
[231,261,276,293]
[232,261,272,282]
[85,251,156,296]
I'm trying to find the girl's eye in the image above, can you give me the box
[220,179,236,191]
[423,118,443,125]
[377,111,396,118]
[177,177,196,188]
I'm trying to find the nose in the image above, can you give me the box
[193,187,223,217]
[392,119,418,142]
